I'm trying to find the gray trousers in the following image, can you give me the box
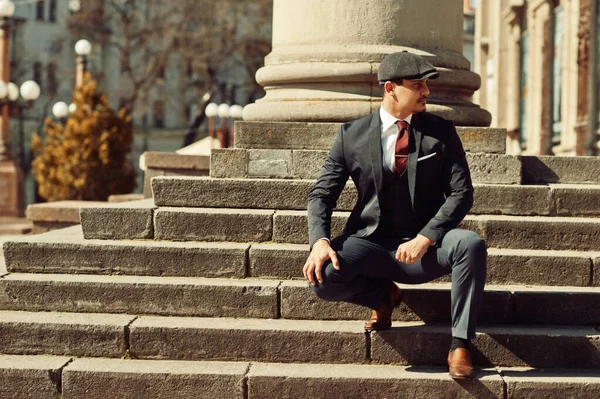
[310,229,487,339]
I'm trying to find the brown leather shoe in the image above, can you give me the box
[364,282,403,331]
[447,348,475,380]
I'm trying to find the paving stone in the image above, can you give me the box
[478,215,600,250]
[130,317,367,364]
[0,355,71,399]
[248,149,292,177]
[502,367,600,399]
[210,148,247,178]
[522,155,600,184]
[248,363,504,399]
[154,207,274,242]
[0,310,133,357]
[371,324,600,368]
[80,199,155,240]
[291,150,326,180]
[472,184,550,216]
[143,151,210,171]
[466,153,522,184]
[62,358,247,399]
[0,274,278,318]
[3,227,248,278]
[552,184,600,216]
[273,210,349,244]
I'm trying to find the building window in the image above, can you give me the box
[551,6,564,144]
[519,31,529,148]
[36,1,45,21]
[153,100,165,128]
[49,0,57,22]
[47,63,57,95]
[33,62,43,86]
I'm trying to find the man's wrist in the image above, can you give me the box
[417,234,435,246]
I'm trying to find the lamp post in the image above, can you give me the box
[205,102,218,137]
[74,39,92,87]
[217,103,230,148]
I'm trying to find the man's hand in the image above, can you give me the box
[303,239,340,286]
[395,234,433,264]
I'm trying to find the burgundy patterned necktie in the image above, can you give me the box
[394,120,409,174]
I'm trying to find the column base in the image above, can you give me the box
[0,160,25,217]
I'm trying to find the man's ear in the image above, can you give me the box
[383,81,395,96]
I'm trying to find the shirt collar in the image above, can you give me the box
[379,106,413,132]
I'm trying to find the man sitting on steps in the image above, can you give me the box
[303,51,487,380]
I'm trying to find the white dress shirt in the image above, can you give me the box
[380,106,412,172]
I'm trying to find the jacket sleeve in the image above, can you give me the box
[418,122,473,244]
[307,125,350,247]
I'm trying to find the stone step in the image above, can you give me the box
[129,315,600,369]
[4,230,595,286]
[273,211,600,250]
[80,199,155,240]
[250,244,597,287]
[5,356,600,399]
[0,310,134,358]
[1,273,599,325]
[3,226,249,278]
[0,274,278,319]
[0,355,71,399]
[152,176,600,217]
[3,355,600,399]
[2,312,600,369]
[234,121,507,154]
[210,148,522,184]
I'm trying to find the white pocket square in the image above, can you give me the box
[417,152,437,162]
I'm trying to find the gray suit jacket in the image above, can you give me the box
[307,109,473,247]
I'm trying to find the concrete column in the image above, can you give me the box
[244,0,491,126]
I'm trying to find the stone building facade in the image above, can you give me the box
[474,0,599,156]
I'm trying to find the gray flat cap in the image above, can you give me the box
[378,51,439,83]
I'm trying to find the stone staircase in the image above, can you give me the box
[2,122,600,398]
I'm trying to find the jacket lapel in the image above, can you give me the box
[408,114,423,211]
[368,110,383,194]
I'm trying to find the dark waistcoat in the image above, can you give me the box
[374,164,421,239]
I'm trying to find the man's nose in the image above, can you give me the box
[422,83,430,96]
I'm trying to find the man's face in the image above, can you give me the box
[386,79,430,115]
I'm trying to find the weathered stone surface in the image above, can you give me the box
[522,156,600,184]
[502,368,600,399]
[552,184,600,216]
[466,153,522,184]
[0,355,71,399]
[107,193,145,203]
[0,311,133,357]
[3,227,248,278]
[249,243,593,286]
[62,358,247,399]
[273,210,349,244]
[154,207,273,242]
[152,177,357,211]
[144,151,210,171]
[472,184,550,216]
[80,199,155,240]
[26,200,105,223]
[248,149,292,177]
[0,274,278,318]
[292,150,326,179]
[130,317,366,363]
[234,122,506,154]
[210,148,247,178]
[248,363,504,399]
[249,243,307,278]
[371,324,600,368]
[478,215,600,250]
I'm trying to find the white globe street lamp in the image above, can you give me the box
[74,39,92,56]
[52,102,69,119]
[204,103,218,118]
[68,103,77,113]
[228,105,243,120]
[20,81,41,102]
[0,1,15,18]
[7,82,18,101]
[217,104,230,119]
